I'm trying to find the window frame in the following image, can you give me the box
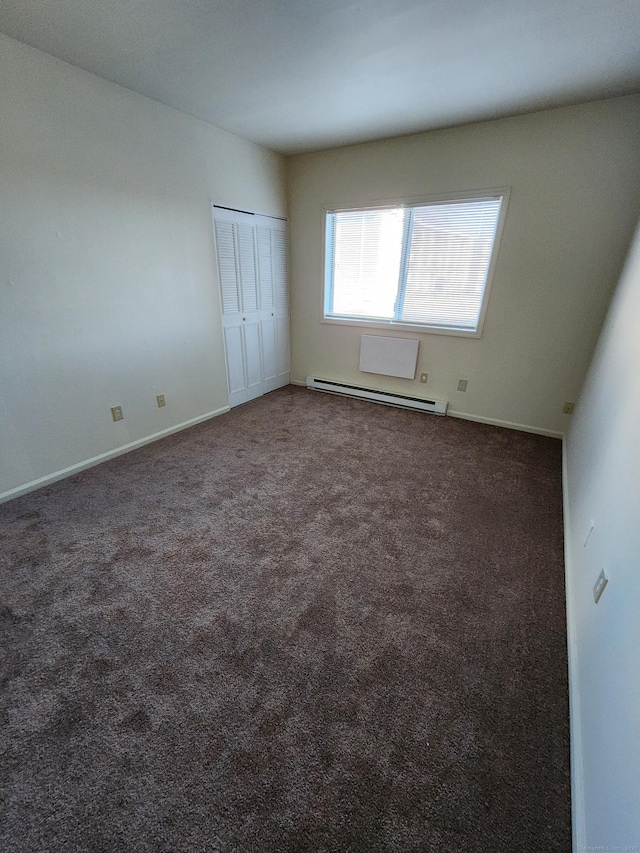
[322,188,510,339]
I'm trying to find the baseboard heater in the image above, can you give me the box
[306,377,447,415]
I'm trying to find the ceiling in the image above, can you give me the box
[1,0,639,154]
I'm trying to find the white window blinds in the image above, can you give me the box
[329,208,404,320]
[325,194,506,335]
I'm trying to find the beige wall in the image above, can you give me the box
[564,219,640,851]
[287,96,640,436]
[0,34,286,499]
[2,30,639,504]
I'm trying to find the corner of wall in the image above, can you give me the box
[562,437,586,853]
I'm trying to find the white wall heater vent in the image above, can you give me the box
[306,377,447,415]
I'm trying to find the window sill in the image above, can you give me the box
[321,316,483,339]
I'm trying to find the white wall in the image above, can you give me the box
[287,96,640,436]
[0,34,286,500]
[564,221,640,851]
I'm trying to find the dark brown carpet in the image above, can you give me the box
[0,386,570,852]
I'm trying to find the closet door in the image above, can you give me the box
[214,218,247,403]
[273,225,290,385]
[256,223,279,390]
[236,222,262,398]
[213,206,289,407]
[255,215,290,393]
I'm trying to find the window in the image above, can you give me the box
[324,192,508,336]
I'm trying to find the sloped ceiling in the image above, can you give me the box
[1,0,639,153]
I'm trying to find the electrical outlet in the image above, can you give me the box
[457,379,468,392]
[420,372,428,384]
[593,568,608,604]
[563,402,575,414]
[157,394,166,408]
[110,405,124,422]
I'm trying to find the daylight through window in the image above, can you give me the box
[324,194,507,335]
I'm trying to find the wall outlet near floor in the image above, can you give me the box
[563,401,575,414]
[593,568,608,604]
[457,379,468,392]
[157,394,166,408]
[420,372,428,384]
[110,405,124,422]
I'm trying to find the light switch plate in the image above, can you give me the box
[593,568,608,604]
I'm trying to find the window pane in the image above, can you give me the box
[331,209,404,319]
[400,199,502,330]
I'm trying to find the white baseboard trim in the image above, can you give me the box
[0,405,230,505]
[562,440,585,853]
[448,409,563,439]
[295,376,563,438]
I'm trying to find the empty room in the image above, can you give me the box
[1,2,639,851]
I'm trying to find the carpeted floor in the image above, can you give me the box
[0,386,570,852]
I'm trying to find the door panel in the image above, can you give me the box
[237,222,258,313]
[224,325,246,395]
[256,226,274,311]
[273,228,288,309]
[215,220,240,315]
[276,315,290,379]
[243,322,262,389]
[261,317,277,381]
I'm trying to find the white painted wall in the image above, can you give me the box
[564,221,640,851]
[0,34,286,499]
[287,96,640,436]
